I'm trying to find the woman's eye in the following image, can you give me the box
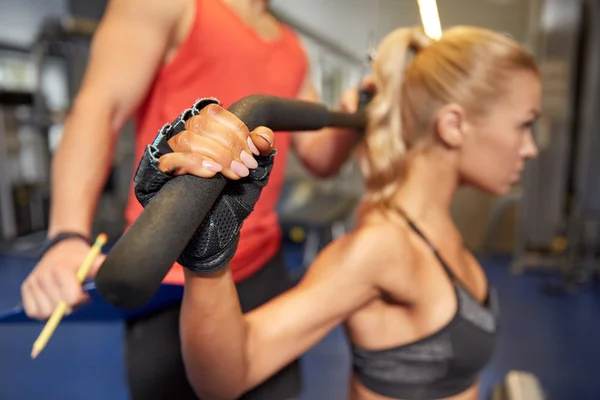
[521,120,535,131]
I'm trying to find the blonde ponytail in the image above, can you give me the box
[359,28,430,208]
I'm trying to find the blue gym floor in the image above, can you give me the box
[0,243,599,400]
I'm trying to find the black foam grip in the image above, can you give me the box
[95,95,367,310]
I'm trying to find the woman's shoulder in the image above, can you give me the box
[322,208,419,275]
[355,207,415,247]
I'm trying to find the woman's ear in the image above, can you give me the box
[435,103,467,148]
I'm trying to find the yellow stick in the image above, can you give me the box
[30,233,108,359]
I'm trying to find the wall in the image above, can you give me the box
[272,0,532,59]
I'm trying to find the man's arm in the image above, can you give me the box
[49,0,186,236]
[21,0,188,320]
[291,74,364,178]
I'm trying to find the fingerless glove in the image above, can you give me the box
[133,98,276,274]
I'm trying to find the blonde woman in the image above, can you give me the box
[134,25,541,400]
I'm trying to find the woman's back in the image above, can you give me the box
[344,208,497,399]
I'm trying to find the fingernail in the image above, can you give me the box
[257,133,272,146]
[240,150,258,169]
[231,160,250,177]
[202,160,223,173]
[247,137,260,156]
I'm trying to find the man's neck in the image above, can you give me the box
[220,0,280,40]
[223,0,269,15]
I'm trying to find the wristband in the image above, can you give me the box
[38,231,91,258]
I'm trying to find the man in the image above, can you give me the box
[20,0,362,398]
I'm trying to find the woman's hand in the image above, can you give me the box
[157,103,275,179]
[132,99,279,274]
[339,75,376,114]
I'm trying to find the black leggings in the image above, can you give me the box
[124,251,302,400]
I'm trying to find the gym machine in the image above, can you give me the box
[485,0,600,294]
[492,371,546,400]
[0,15,134,253]
[550,0,600,293]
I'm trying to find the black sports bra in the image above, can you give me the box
[351,208,499,399]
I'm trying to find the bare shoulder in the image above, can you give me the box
[310,209,417,283]
[353,209,421,294]
[102,0,188,29]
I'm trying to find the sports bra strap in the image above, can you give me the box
[392,205,458,282]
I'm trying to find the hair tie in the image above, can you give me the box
[410,29,434,53]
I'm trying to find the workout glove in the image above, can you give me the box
[133,98,275,274]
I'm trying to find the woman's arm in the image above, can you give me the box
[180,230,382,399]
[139,103,383,398]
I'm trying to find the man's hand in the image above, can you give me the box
[21,240,105,319]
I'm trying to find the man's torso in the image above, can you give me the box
[124,0,308,283]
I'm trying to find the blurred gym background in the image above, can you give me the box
[0,0,599,399]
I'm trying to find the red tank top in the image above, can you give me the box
[124,0,308,284]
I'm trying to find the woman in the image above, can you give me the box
[135,25,541,400]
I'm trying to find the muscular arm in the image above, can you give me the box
[180,230,382,400]
[291,73,363,178]
[48,0,185,237]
